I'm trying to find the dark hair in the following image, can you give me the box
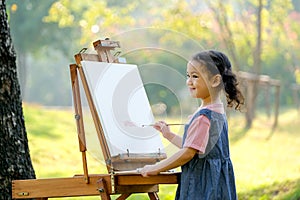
[192,50,244,111]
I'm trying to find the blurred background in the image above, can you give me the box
[6,0,300,110]
[6,0,300,199]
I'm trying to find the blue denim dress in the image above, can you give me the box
[175,109,237,200]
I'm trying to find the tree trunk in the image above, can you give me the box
[0,1,36,199]
[245,0,263,129]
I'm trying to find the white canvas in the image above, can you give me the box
[81,61,165,157]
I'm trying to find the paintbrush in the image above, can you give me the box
[141,123,185,127]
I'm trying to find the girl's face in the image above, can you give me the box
[186,60,211,102]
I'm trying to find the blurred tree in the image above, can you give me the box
[249,0,262,128]
[44,0,193,111]
[43,0,139,45]
[0,0,36,199]
[205,1,241,71]
[7,0,78,104]
[6,0,300,113]
[205,0,297,127]
[155,0,298,126]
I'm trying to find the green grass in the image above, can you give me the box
[23,104,300,199]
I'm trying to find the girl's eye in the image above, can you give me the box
[186,73,199,79]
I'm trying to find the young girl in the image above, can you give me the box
[140,50,244,200]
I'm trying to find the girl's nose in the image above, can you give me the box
[186,77,192,86]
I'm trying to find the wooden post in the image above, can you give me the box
[292,84,300,109]
[272,81,281,129]
[238,71,280,129]
[70,64,89,183]
[246,79,256,128]
[97,178,111,200]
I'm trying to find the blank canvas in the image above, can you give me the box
[81,61,165,157]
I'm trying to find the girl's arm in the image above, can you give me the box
[153,121,183,148]
[163,133,182,148]
[140,147,197,177]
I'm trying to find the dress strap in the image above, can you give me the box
[188,109,212,125]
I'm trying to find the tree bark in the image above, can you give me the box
[245,0,263,129]
[0,0,36,199]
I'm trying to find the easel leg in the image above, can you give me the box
[148,192,159,200]
[116,193,132,200]
[97,178,111,200]
[116,192,158,200]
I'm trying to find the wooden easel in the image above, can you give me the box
[12,39,179,200]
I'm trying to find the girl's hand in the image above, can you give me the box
[139,165,159,177]
[153,121,171,138]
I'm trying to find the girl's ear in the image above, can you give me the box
[211,74,222,88]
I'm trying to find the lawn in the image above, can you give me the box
[23,104,300,200]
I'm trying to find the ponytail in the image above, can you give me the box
[192,50,244,111]
[222,67,244,110]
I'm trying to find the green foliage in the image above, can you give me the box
[6,0,300,109]
[43,0,144,46]
[7,0,77,56]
